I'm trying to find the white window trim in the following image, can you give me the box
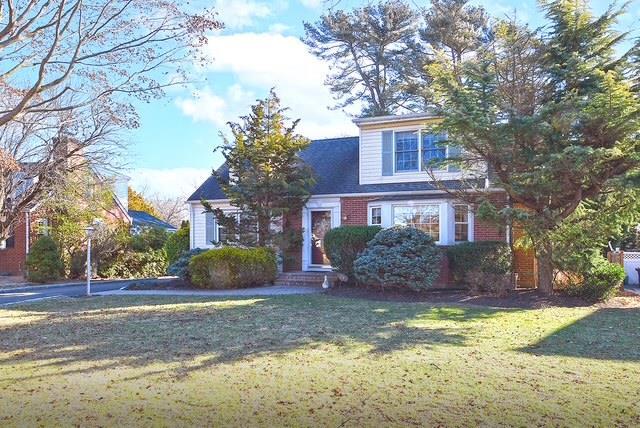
[366,200,474,246]
[392,129,448,175]
[368,205,382,226]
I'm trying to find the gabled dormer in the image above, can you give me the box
[353,113,464,185]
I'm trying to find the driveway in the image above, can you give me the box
[0,279,144,306]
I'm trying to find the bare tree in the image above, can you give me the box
[148,193,188,227]
[0,102,125,243]
[0,0,222,244]
[0,0,221,127]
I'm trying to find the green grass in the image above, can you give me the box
[0,295,639,427]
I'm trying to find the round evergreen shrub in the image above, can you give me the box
[167,248,206,280]
[26,236,64,283]
[188,247,277,289]
[563,258,625,302]
[164,226,190,265]
[353,226,442,291]
[324,225,381,284]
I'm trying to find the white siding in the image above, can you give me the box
[359,125,482,184]
[189,201,233,249]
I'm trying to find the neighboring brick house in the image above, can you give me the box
[0,176,132,276]
[187,113,536,288]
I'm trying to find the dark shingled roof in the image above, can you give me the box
[129,210,178,231]
[187,137,470,201]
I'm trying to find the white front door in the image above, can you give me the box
[302,198,341,271]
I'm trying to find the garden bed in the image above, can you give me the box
[327,286,640,309]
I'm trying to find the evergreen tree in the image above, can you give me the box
[205,91,315,253]
[428,0,640,293]
[303,1,424,116]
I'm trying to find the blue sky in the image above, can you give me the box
[128,0,637,198]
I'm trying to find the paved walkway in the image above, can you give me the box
[97,285,324,297]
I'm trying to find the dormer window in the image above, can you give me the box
[393,130,448,174]
[394,131,419,172]
[422,133,446,167]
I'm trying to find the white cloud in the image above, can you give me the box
[268,23,290,34]
[130,168,212,199]
[176,84,256,128]
[186,32,358,139]
[215,0,271,29]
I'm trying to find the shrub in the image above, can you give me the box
[353,226,442,291]
[447,241,513,293]
[167,248,206,280]
[188,247,277,289]
[100,249,168,279]
[164,226,190,264]
[563,258,625,302]
[324,226,381,284]
[26,236,64,283]
[131,227,169,252]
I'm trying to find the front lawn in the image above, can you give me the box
[0,295,639,426]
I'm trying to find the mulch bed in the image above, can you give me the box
[327,286,640,309]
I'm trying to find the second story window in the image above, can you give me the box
[422,133,446,168]
[395,131,419,172]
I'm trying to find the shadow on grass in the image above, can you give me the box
[521,307,640,361]
[0,295,506,378]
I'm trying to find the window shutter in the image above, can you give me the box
[382,131,393,176]
[205,212,215,244]
[447,145,462,172]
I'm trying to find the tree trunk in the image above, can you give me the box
[536,240,554,294]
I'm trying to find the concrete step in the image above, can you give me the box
[274,271,338,287]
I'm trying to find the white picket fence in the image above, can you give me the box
[623,252,640,285]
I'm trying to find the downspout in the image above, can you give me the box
[506,194,516,288]
[25,211,30,254]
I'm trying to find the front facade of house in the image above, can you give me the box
[188,113,536,288]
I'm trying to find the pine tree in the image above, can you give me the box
[205,90,315,252]
[428,0,640,293]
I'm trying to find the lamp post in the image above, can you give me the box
[84,225,96,297]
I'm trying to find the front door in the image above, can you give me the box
[310,210,332,265]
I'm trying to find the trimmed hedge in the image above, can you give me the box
[447,241,512,287]
[324,225,381,284]
[25,236,64,283]
[353,226,442,291]
[188,247,277,289]
[164,226,190,265]
[100,249,168,279]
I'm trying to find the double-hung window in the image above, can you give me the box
[422,133,446,168]
[454,205,469,242]
[394,131,447,173]
[393,205,440,241]
[370,206,382,226]
[395,131,419,172]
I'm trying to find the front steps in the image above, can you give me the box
[274,271,339,287]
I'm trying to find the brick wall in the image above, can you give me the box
[282,208,303,272]
[0,214,28,275]
[340,197,375,226]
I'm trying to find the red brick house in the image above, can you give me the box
[0,178,131,276]
[187,113,536,288]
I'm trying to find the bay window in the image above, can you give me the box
[393,205,440,241]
